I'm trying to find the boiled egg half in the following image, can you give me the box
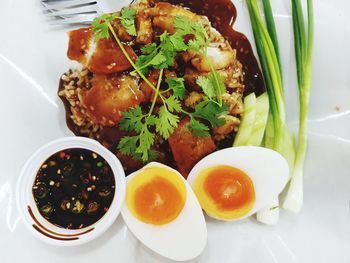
[187,146,289,221]
[121,162,207,261]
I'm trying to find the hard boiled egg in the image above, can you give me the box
[187,146,289,221]
[121,162,207,261]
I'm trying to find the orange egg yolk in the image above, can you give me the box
[126,167,187,225]
[192,165,255,220]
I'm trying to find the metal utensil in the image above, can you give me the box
[41,0,135,25]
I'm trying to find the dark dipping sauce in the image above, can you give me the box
[32,148,115,229]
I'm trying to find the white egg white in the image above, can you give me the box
[187,146,289,221]
[121,162,207,261]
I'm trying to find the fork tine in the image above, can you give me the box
[41,0,97,10]
[45,5,98,17]
[48,14,96,25]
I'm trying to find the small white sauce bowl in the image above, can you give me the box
[16,137,126,246]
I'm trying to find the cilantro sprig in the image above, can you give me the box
[120,8,137,36]
[92,8,136,41]
[92,13,119,41]
[134,30,196,75]
[196,71,226,106]
[133,15,209,75]
[174,16,209,52]
[118,70,182,161]
[165,77,186,99]
[187,118,210,137]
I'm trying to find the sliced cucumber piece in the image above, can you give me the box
[233,93,257,147]
[247,92,269,146]
[264,113,274,148]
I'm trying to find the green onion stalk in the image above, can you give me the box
[283,0,314,212]
[246,0,286,152]
[247,0,295,224]
[246,0,288,224]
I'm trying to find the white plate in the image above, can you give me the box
[1,0,350,262]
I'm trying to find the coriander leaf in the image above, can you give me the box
[157,51,175,69]
[136,127,155,161]
[141,43,157,54]
[164,96,182,112]
[155,106,179,139]
[187,118,210,137]
[196,76,215,99]
[135,29,191,73]
[188,39,201,52]
[196,71,226,103]
[208,71,226,100]
[192,23,208,49]
[134,55,152,75]
[146,115,157,126]
[121,7,136,20]
[135,50,166,75]
[118,136,138,156]
[121,7,137,36]
[170,32,188,52]
[156,32,177,69]
[136,33,181,72]
[117,132,156,162]
[174,16,208,52]
[92,13,118,41]
[193,101,229,127]
[159,32,172,47]
[166,77,186,99]
[146,51,167,67]
[119,106,145,132]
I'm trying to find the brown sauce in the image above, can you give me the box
[32,148,115,229]
[58,0,265,174]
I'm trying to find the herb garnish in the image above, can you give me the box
[91,12,229,162]
[92,13,119,41]
[174,16,209,52]
[91,8,137,41]
[133,32,187,75]
[196,71,226,106]
[120,8,137,36]
[165,78,186,100]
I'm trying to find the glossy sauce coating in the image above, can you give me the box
[88,39,137,74]
[67,28,92,64]
[68,28,137,74]
[168,117,217,177]
[82,74,145,126]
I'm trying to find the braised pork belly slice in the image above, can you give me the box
[168,117,217,177]
[67,28,137,74]
[81,74,145,126]
[67,28,92,64]
[190,43,236,72]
